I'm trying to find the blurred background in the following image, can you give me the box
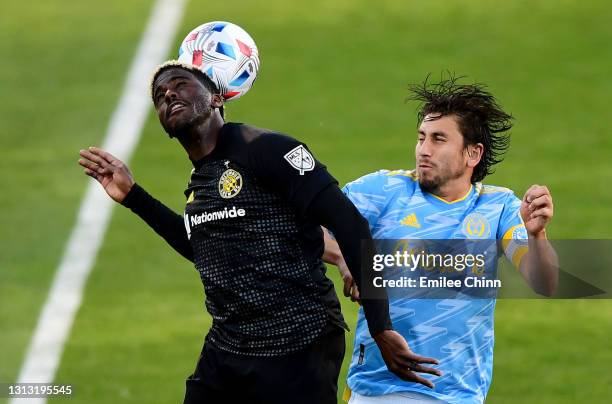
[1,0,611,402]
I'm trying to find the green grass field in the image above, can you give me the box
[2,0,612,402]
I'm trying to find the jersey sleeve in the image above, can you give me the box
[247,132,338,213]
[121,183,194,262]
[342,170,390,230]
[497,192,529,267]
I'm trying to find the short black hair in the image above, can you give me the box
[150,61,224,118]
[408,74,512,183]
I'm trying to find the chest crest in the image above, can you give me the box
[218,168,243,199]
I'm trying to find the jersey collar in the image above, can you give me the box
[423,184,474,205]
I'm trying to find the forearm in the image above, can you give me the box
[520,231,559,296]
[309,186,392,336]
[121,183,194,262]
[322,227,343,266]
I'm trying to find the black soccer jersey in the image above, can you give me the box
[182,123,346,356]
[123,122,391,358]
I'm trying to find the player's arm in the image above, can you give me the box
[309,185,441,387]
[249,135,441,387]
[518,185,559,296]
[322,227,360,302]
[78,147,194,262]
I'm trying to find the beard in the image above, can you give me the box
[162,97,212,138]
[418,164,465,193]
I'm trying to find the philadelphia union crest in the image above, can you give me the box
[462,212,491,239]
[219,168,243,198]
[284,145,315,175]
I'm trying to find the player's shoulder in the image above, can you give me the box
[345,169,417,193]
[226,122,301,147]
[223,122,309,168]
[478,184,513,195]
[477,183,521,205]
[384,169,419,181]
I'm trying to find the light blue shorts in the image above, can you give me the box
[348,391,447,404]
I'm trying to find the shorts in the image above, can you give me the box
[348,391,447,404]
[183,323,345,404]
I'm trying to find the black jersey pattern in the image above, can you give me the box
[183,123,345,356]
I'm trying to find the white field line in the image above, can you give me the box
[10,0,187,402]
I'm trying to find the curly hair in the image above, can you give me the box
[408,74,513,183]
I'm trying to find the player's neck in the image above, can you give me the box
[429,179,472,203]
[177,113,225,161]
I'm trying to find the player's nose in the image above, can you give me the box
[164,88,178,103]
[417,140,433,157]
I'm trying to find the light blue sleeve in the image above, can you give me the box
[341,170,391,230]
[497,192,529,267]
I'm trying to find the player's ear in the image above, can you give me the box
[211,94,224,108]
[466,143,484,168]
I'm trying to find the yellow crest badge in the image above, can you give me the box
[219,169,242,199]
[463,212,491,238]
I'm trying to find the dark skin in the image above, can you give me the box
[77,67,225,201]
[78,66,442,387]
[152,67,225,160]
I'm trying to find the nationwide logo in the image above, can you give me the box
[400,213,421,228]
[184,206,247,239]
[219,168,242,198]
[189,206,246,227]
[284,145,315,175]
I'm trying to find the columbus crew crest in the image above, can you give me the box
[284,145,315,175]
[219,168,243,198]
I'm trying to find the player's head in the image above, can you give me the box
[151,61,224,137]
[408,75,513,191]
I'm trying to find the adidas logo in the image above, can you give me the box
[400,213,421,228]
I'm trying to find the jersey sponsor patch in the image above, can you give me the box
[219,168,243,198]
[283,145,315,175]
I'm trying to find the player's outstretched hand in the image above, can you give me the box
[520,184,553,236]
[78,147,134,203]
[374,329,441,389]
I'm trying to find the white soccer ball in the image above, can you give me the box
[178,21,260,102]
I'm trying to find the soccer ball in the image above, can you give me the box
[178,21,260,102]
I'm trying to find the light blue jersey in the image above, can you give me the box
[344,170,528,404]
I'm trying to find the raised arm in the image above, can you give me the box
[519,185,559,296]
[78,147,193,262]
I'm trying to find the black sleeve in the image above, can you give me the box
[307,183,393,337]
[247,133,338,214]
[121,183,194,262]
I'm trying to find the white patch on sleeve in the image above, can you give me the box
[283,145,315,175]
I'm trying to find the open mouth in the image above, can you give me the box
[167,101,186,118]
